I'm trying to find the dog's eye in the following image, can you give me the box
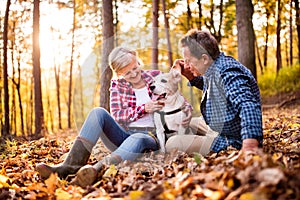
[161,79,167,83]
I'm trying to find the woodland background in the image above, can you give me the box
[0,0,300,199]
[0,0,300,137]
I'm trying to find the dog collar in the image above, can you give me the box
[155,105,186,134]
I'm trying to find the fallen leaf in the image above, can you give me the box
[103,164,118,177]
[45,173,58,195]
[257,168,285,186]
[55,188,73,200]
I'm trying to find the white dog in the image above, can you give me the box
[150,68,192,152]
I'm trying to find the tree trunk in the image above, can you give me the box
[100,0,114,110]
[0,14,2,136]
[186,0,194,107]
[289,0,293,66]
[11,24,16,135]
[68,0,76,128]
[263,11,270,69]
[46,83,53,132]
[197,0,202,28]
[217,0,223,43]
[3,0,11,137]
[161,0,173,68]
[27,80,34,135]
[236,0,257,79]
[54,64,62,129]
[16,53,25,135]
[187,0,191,29]
[114,0,119,46]
[255,33,263,74]
[285,35,289,66]
[33,0,44,136]
[152,0,159,70]
[276,0,282,74]
[295,0,300,63]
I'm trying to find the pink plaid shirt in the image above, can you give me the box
[109,70,192,130]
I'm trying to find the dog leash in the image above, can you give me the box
[155,105,186,135]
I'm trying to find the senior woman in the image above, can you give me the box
[36,47,192,187]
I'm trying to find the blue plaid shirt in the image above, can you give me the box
[190,53,263,152]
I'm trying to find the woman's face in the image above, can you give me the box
[117,57,143,84]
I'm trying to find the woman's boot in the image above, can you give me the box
[71,155,122,188]
[36,137,93,179]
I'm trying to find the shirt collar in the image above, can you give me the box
[204,52,223,77]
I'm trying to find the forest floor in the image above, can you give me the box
[0,91,300,200]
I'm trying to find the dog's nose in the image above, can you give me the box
[149,85,155,91]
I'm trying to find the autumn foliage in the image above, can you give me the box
[0,106,299,200]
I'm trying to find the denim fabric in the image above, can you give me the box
[79,107,159,161]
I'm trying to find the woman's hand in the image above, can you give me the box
[145,100,164,113]
[181,107,192,128]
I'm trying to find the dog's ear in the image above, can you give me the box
[170,68,182,82]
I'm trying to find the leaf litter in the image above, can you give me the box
[0,106,299,200]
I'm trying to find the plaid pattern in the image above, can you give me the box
[110,70,192,130]
[190,53,263,152]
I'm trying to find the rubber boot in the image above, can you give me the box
[36,137,93,179]
[71,155,122,188]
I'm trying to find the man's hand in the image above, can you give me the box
[242,138,259,152]
[171,59,183,71]
[172,59,195,81]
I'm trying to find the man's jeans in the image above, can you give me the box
[79,107,159,161]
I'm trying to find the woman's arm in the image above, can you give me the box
[110,81,147,125]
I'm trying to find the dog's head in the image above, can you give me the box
[150,68,182,100]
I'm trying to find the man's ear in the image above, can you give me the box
[202,54,211,65]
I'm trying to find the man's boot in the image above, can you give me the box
[36,137,93,179]
[71,155,122,188]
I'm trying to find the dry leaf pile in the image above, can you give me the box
[0,106,299,200]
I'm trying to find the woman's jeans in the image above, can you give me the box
[79,107,159,161]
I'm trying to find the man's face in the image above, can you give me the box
[182,46,208,76]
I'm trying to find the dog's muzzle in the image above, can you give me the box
[149,85,155,91]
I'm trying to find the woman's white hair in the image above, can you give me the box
[108,47,138,73]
